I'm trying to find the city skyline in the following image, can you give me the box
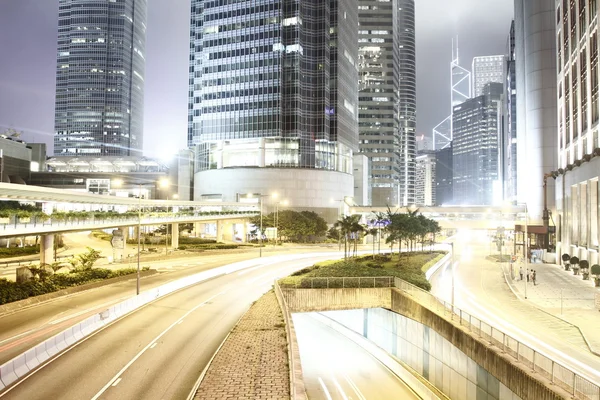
[0,0,513,159]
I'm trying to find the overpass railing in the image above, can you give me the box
[393,278,600,400]
[279,275,600,399]
[0,212,256,235]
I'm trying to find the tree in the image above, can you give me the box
[367,227,378,259]
[334,214,361,258]
[75,247,102,270]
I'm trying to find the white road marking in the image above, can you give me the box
[150,343,157,349]
[344,375,366,400]
[331,376,349,400]
[0,329,36,345]
[49,299,126,325]
[178,320,184,325]
[111,378,122,387]
[90,292,224,400]
[318,377,333,400]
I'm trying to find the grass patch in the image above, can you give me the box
[486,254,512,263]
[279,251,445,291]
[421,253,447,273]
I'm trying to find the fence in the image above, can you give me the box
[279,276,394,289]
[393,277,600,400]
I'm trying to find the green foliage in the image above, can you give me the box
[91,230,112,241]
[279,251,443,291]
[591,264,600,277]
[0,267,146,305]
[0,246,40,258]
[249,210,328,243]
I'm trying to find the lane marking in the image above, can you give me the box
[150,343,157,349]
[0,329,36,346]
[49,298,127,325]
[344,375,366,400]
[318,377,333,400]
[331,376,349,400]
[178,320,184,325]
[111,378,122,387]
[90,292,224,400]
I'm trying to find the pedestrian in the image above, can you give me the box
[527,269,530,282]
[533,270,537,285]
[519,266,523,280]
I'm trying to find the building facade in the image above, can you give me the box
[357,0,416,206]
[435,145,453,206]
[187,0,358,219]
[472,55,504,97]
[502,21,518,203]
[452,83,503,206]
[53,0,147,157]
[514,0,557,224]
[554,0,600,264]
[415,151,436,206]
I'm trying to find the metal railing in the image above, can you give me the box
[393,277,600,399]
[279,276,394,289]
[0,213,254,234]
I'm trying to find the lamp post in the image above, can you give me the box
[137,183,142,295]
[449,242,455,306]
[524,204,529,299]
[248,193,267,257]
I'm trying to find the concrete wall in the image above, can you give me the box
[281,287,570,400]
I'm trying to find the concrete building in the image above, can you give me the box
[415,151,436,206]
[435,145,453,206]
[502,21,518,203]
[554,0,600,263]
[353,154,371,206]
[54,0,147,157]
[472,55,504,97]
[357,0,416,206]
[188,0,358,221]
[514,0,557,226]
[0,135,46,184]
[452,83,503,206]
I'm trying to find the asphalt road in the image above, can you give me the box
[0,247,342,365]
[430,233,600,385]
[293,312,419,400]
[0,253,340,399]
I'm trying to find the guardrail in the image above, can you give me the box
[279,275,600,399]
[394,277,599,399]
[274,281,305,400]
[0,213,257,237]
[0,255,72,269]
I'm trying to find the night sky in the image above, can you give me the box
[0,0,513,159]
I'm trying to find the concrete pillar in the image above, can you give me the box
[216,220,223,242]
[171,223,179,249]
[40,234,54,265]
[240,221,247,243]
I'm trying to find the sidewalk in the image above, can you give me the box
[505,260,600,354]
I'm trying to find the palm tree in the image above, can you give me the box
[334,214,362,258]
[367,227,378,259]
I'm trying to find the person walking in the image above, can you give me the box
[519,266,524,280]
[526,269,530,282]
[532,270,537,285]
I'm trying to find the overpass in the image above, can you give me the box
[349,205,528,230]
[0,183,259,264]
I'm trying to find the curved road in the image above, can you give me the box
[431,234,600,385]
[0,252,342,399]
[293,313,419,400]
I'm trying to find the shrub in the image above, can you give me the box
[562,253,571,263]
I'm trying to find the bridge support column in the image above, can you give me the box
[216,220,224,242]
[239,221,247,243]
[40,234,54,265]
[171,223,179,249]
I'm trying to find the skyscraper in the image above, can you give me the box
[502,21,517,203]
[188,0,358,216]
[53,0,147,157]
[452,83,503,205]
[415,151,435,206]
[357,0,416,207]
[472,55,504,97]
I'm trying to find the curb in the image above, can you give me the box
[500,263,600,357]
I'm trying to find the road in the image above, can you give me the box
[293,312,419,400]
[0,253,342,399]
[0,247,342,365]
[431,232,600,385]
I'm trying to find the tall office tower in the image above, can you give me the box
[188,1,358,217]
[357,0,416,206]
[502,21,517,203]
[54,0,147,157]
[434,145,453,205]
[452,83,503,205]
[514,0,557,224]
[415,151,436,206]
[472,55,504,97]
[554,0,600,262]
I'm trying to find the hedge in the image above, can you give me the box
[0,267,144,305]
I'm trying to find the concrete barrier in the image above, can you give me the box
[282,288,391,312]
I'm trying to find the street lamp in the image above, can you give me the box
[248,193,267,257]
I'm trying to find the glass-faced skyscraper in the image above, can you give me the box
[188,0,358,214]
[54,0,147,156]
[357,0,416,206]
